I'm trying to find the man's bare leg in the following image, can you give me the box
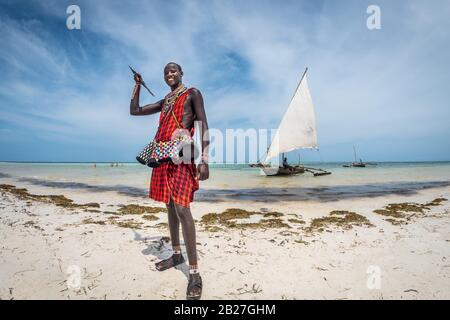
[167,199,181,253]
[173,202,202,299]
[155,199,185,271]
[173,202,198,267]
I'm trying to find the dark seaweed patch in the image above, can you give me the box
[306,210,374,233]
[117,204,167,215]
[142,214,159,221]
[0,184,100,209]
[201,208,289,230]
[374,198,447,225]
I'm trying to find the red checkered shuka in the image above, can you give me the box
[149,88,199,208]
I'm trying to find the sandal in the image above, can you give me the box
[186,273,202,300]
[155,254,185,271]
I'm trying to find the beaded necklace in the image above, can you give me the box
[163,83,187,114]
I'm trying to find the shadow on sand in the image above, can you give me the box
[132,230,189,279]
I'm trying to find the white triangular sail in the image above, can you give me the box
[263,70,317,164]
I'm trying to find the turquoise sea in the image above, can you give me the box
[1,162,450,202]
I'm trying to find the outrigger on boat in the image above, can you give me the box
[251,68,331,177]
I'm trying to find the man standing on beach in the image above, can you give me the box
[130,63,209,300]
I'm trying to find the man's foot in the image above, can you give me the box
[186,273,202,300]
[155,254,185,271]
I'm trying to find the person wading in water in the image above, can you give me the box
[130,62,209,300]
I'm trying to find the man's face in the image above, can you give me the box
[164,64,182,87]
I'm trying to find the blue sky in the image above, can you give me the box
[0,0,449,162]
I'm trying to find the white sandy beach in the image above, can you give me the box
[1,176,449,300]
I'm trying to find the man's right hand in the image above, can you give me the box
[134,73,142,85]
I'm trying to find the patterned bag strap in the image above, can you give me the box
[171,108,182,129]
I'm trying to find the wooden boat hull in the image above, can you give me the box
[261,166,305,176]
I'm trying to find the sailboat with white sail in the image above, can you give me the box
[256,68,331,177]
[342,145,366,168]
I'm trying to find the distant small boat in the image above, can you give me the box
[343,145,367,168]
[351,161,366,167]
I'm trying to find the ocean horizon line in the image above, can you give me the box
[1,160,450,165]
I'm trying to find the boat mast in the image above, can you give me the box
[353,145,357,163]
[289,68,308,104]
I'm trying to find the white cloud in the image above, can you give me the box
[1,0,450,160]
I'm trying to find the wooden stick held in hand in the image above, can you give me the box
[129,65,155,97]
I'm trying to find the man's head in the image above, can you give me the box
[164,62,183,87]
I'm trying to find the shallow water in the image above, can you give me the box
[1,162,450,202]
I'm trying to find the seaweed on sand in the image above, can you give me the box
[114,219,143,229]
[23,220,44,231]
[306,210,374,233]
[0,184,100,209]
[201,208,290,230]
[117,204,167,215]
[82,218,107,225]
[203,225,224,232]
[82,215,144,229]
[384,218,404,226]
[374,198,448,225]
[200,208,258,225]
[258,218,290,229]
[263,212,284,218]
[84,209,101,213]
[374,203,426,218]
[154,222,169,229]
[142,214,159,221]
[288,218,305,224]
[425,198,447,207]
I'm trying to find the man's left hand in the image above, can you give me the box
[196,163,209,181]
